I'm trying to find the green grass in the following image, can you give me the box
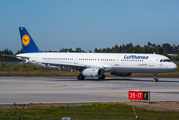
[0,63,79,77]
[0,63,52,72]
[0,63,179,78]
[0,103,179,120]
[175,63,179,72]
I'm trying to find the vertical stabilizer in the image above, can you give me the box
[19,27,42,53]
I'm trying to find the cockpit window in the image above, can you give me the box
[160,59,171,62]
[166,59,171,62]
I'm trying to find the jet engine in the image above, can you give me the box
[110,72,132,77]
[81,68,103,77]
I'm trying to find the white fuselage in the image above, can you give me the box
[16,52,177,74]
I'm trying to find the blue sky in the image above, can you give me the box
[0,0,179,53]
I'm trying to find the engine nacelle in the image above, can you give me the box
[110,72,132,77]
[82,68,103,77]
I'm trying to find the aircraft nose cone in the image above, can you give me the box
[171,63,177,71]
[174,63,177,70]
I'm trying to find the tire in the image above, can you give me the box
[77,74,85,80]
[153,77,158,82]
[98,74,105,80]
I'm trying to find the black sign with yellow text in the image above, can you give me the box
[143,92,149,100]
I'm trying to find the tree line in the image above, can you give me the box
[0,49,23,62]
[1,42,179,61]
[94,42,179,54]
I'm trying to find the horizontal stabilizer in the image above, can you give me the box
[1,54,16,57]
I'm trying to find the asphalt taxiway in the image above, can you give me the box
[0,77,179,104]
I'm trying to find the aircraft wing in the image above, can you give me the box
[41,61,108,70]
[41,61,91,69]
[1,54,17,57]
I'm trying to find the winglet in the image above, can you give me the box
[19,27,42,53]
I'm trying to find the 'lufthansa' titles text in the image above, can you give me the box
[124,55,149,59]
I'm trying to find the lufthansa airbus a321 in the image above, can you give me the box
[3,27,177,82]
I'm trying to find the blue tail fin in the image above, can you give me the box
[19,27,42,53]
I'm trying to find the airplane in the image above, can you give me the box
[3,27,178,82]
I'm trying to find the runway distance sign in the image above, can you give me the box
[128,90,150,101]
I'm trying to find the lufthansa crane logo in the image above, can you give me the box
[22,34,30,46]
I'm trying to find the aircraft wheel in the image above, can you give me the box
[98,74,105,80]
[153,73,159,82]
[77,74,85,80]
[153,76,158,82]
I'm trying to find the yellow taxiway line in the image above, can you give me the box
[0,93,13,95]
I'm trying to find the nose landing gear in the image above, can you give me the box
[153,73,158,82]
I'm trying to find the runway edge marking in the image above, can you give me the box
[105,93,128,96]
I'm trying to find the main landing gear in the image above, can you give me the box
[77,74,85,80]
[98,74,105,80]
[77,74,106,80]
[153,73,158,82]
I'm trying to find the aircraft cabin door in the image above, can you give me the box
[36,55,40,62]
[29,56,36,62]
[149,55,155,67]
[74,56,79,64]
[114,57,119,66]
